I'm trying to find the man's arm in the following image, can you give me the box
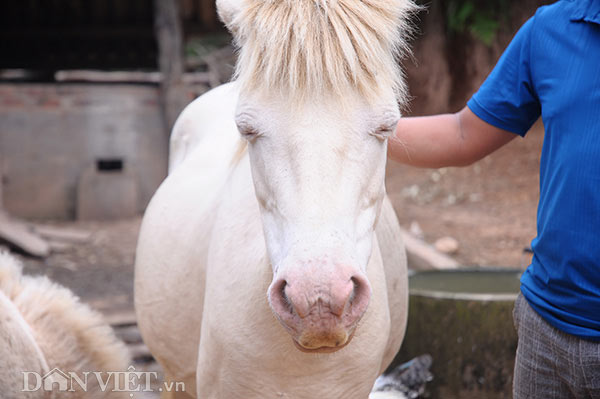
[388,106,517,168]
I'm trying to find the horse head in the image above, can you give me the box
[218,0,416,352]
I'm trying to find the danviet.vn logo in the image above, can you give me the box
[22,366,185,396]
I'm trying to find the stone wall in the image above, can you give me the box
[0,84,168,219]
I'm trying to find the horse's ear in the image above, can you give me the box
[216,0,242,34]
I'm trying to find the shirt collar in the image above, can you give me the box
[570,0,600,24]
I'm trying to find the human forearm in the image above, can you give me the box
[388,113,463,168]
[388,107,517,168]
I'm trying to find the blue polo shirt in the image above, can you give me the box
[467,0,600,340]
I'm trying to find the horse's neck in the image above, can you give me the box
[197,162,388,399]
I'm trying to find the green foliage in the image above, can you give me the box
[185,33,231,59]
[444,0,508,46]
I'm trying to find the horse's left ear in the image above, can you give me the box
[216,0,242,35]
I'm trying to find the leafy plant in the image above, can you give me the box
[444,0,508,46]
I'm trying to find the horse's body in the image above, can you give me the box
[0,251,130,399]
[136,83,408,398]
[135,1,415,397]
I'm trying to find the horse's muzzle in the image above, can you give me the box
[267,264,371,352]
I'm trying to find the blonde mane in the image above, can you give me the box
[0,251,130,398]
[233,0,418,104]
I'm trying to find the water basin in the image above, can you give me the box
[394,267,523,399]
[409,268,521,300]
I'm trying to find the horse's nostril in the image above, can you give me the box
[348,274,371,316]
[349,277,360,304]
[280,280,293,313]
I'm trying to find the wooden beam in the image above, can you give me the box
[154,0,188,133]
[31,225,92,244]
[0,156,3,211]
[54,70,213,84]
[198,0,217,30]
[0,213,50,258]
[399,227,459,270]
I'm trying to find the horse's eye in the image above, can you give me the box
[236,122,261,140]
[370,123,396,140]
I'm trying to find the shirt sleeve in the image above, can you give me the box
[467,17,541,136]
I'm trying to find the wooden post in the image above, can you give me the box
[0,155,3,211]
[154,0,188,135]
[198,0,217,31]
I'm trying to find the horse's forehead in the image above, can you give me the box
[236,98,359,137]
[234,0,416,107]
[236,91,398,128]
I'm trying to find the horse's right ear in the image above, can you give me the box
[216,0,242,35]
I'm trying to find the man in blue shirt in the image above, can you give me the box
[388,0,600,396]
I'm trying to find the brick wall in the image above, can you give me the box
[0,84,168,219]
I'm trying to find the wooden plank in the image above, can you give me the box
[32,224,92,243]
[56,70,160,82]
[128,343,154,361]
[54,70,213,84]
[114,325,143,344]
[399,227,459,270]
[102,309,138,327]
[47,240,72,253]
[90,294,131,313]
[0,213,50,258]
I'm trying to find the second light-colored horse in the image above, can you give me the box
[0,251,130,399]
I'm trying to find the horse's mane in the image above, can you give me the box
[0,251,130,392]
[233,0,418,104]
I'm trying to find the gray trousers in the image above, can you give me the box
[513,293,600,398]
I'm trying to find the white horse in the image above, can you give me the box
[135,0,416,397]
[0,251,130,399]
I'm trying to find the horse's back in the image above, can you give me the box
[169,82,239,172]
[135,82,242,392]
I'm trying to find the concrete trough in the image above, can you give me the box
[393,268,522,399]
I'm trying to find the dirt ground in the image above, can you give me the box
[12,218,138,319]
[387,121,543,269]
[13,121,543,314]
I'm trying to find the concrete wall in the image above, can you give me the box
[0,84,168,219]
